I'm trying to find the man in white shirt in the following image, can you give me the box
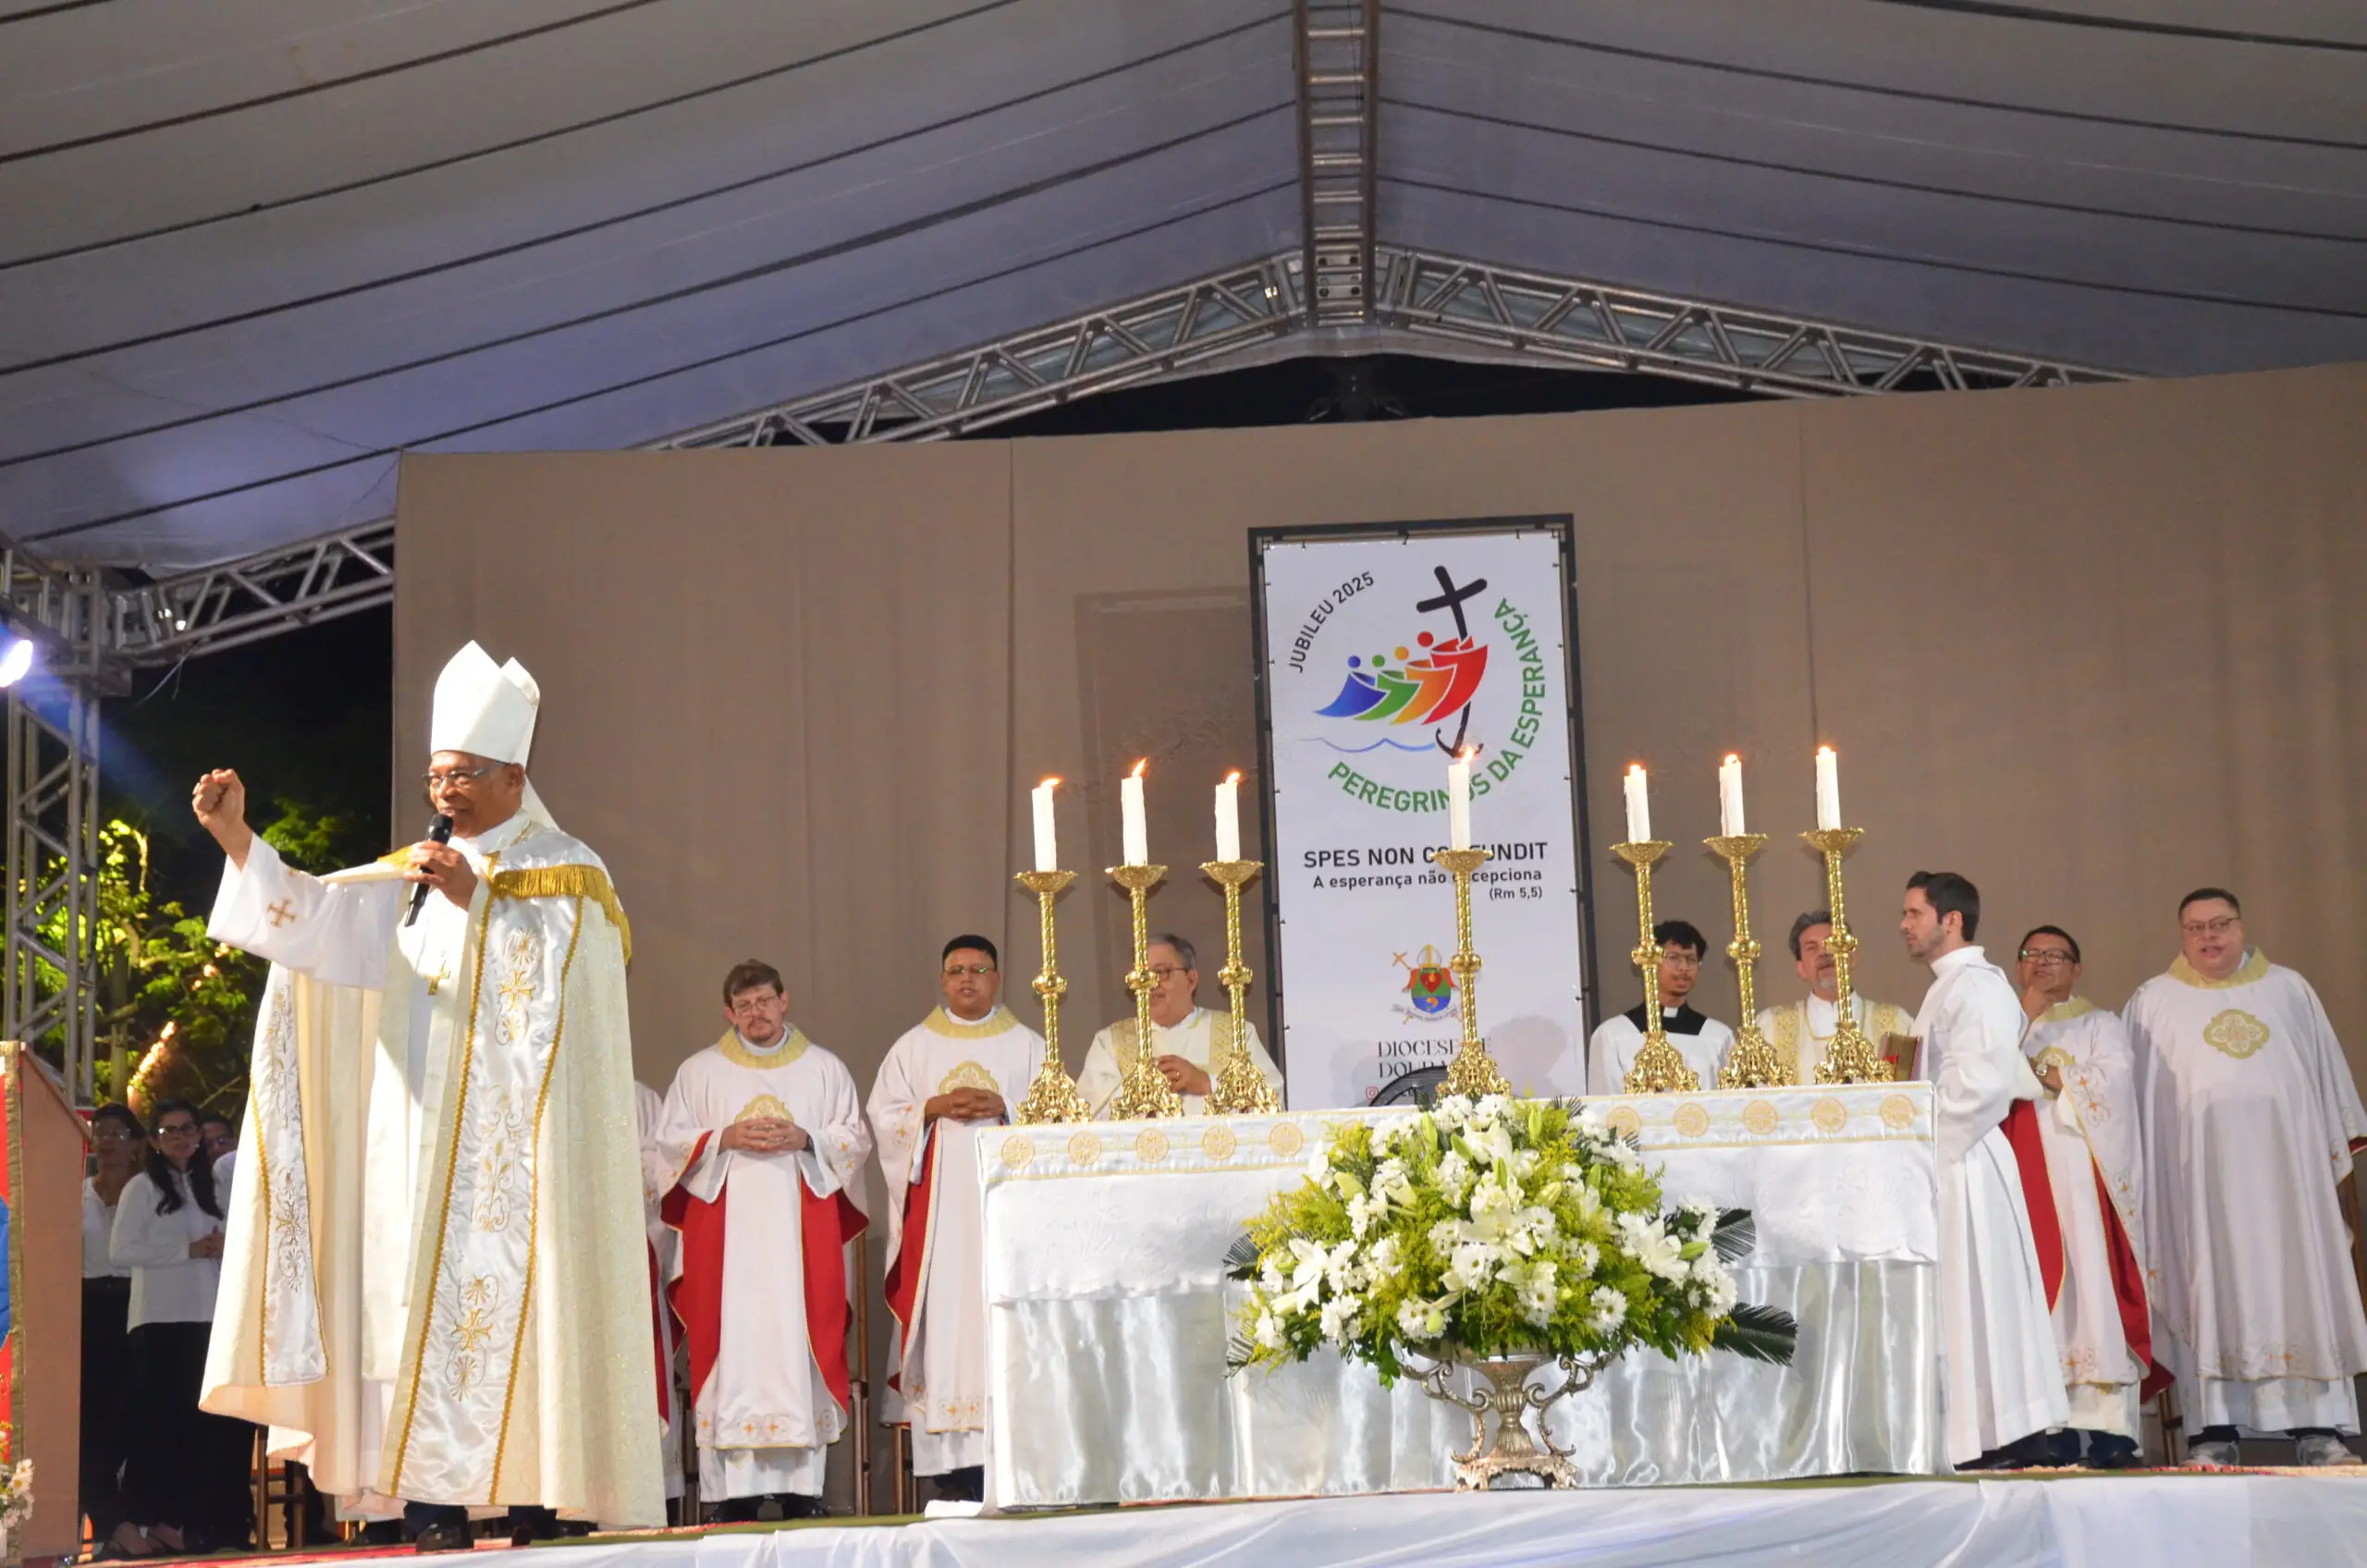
[1077,934,1282,1117]
[1587,920,1735,1094]
[1900,871,2067,1468]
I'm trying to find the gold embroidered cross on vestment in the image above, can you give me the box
[266,899,298,927]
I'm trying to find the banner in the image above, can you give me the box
[1253,521,1590,1108]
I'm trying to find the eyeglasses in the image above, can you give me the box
[2181,915,2240,937]
[1147,966,1192,983]
[420,762,504,793]
[1659,951,1702,969]
[2018,949,2077,966]
[942,964,997,977]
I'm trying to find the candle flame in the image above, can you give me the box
[1458,746,1476,763]
[1817,744,1835,759]
[1627,762,1646,778]
[1224,769,1241,785]
[1131,759,1147,778]
[1039,776,1060,790]
[1724,753,1740,766]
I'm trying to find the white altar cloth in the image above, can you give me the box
[979,1084,1944,1507]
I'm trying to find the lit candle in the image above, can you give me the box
[1447,750,1473,851]
[1215,771,1242,862]
[1031,778,1061,872]
[1718,754,1746,838]
[1122,760,1149,865]
[1815,746,1842,831]
[1624,763,1651,843]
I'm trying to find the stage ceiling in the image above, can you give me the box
[2,0,2362,571]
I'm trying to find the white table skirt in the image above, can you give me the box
[980,1084,1944,1506]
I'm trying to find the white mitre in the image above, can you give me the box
[429,642,559,829]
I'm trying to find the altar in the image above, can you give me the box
[978,1084,1944,1508]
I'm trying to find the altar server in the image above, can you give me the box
[660,962,871,1519]
[870,936,1046,1500]
[1078,934,1282,1116]
[194,643,660,1546]
[1757,910,1916,1084]
[1899,872,2068,1468]
[1588,920,1735,1093]
[2124,889,2367,1468]
[2015,926,2159,1467]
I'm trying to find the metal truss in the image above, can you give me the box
[4,680,99,1097]
[1294,0,1380,325]
[1372,249,2126,397]
[664,258,1304,448]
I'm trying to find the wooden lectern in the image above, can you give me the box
[3,1043,86,1564]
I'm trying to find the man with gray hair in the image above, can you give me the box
[1078,933,1283,1116]
[1756,909,1917,1084]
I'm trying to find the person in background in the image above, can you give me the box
[109,1098,245,1556]
[202,1109,239,1204]
[83,1105,143,1557]
[1588,919,1735,1093]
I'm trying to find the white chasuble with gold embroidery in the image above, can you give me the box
[201,817,659,1525]
[868,1007,1043,1475]
[1076,1008,1283,1119]
[2021,998,2155,1436]
[659,1031,871,1500]
[1756,994,1917,1085]
[2125,951,2367,1433]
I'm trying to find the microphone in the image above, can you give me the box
[404,813,455,927]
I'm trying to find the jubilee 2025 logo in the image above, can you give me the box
[1290,563,1553,815]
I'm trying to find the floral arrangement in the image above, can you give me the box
[1228,1095,1797,1383]
[0,1452,31,1538]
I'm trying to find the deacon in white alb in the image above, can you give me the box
[1587,919,1735,1093]
[2124,888,2367,1469]
[869,935,1046,1500]
[1077,933,1282,1117]
[1757,910,1917,1084]
[2014,925,2158,1467]
[195,643,659,1545]
[660,961,871,1520]
[1899,872,2069,1468]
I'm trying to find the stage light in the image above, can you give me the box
[0,636,34,688]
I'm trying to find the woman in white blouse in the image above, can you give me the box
[81,1104,141,1556]
[106,1098,238,1557]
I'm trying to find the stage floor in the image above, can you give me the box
[172,1469,2367,1568]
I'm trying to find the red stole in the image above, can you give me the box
[880,1127,941,1393]
[664,1130,872,1414]
[1998,1097,2066,1310]
[2091,1158,2169,1400]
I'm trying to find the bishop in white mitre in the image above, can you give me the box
[1901,875,2069,1468]
[1756,909,1917,1084]
[869,935,1045,1494]
[659,962,871,1517]
[1587,919,1735,1094]
[2124,889,2367,1467]
[195,644,660,1537]
[1077,933,1282,1117]
[2014,926,2160,1465]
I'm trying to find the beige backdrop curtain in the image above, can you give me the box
[395,361,2367,1120]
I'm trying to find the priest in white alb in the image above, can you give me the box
[1899,872,2069,1468]
[1077,933,1282,1117]
[1587,919,1735,1093]
[869,935,1045,1501]
[2124,888,2367,1468]
[1758,910,1918,1084]
[2014,925,2160,1467]
[660,961,871,1520]
[194,643,660,1549]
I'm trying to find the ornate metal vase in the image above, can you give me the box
[1421,1350,1608,1489]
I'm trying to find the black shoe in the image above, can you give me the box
[413,1523,473,1554]
[776,1494,828,1521]
[2042,1429,2082,1466]
[708,1498,762,1525]
[508,1506,561,1548]
[933,1466,985,1503]
[2083,1431,2143,1470]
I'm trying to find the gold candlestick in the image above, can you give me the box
[1200,859,1279,1115]
[1802,827,1891,1084]
[1012,868,1093,1124]
[1109,862,1183,1120]
[1613,840,1699,1094]
[1432,847,1510,1098]
[1707,834,1785,1088]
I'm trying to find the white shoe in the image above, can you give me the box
[2294,1435,2360,1467]
[2185,1439,2240,1468]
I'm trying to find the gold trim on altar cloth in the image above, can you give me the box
[2201,1009,2271,1060]
[926,1006,1017,1039]
[2170,949,2270,990]
[937,1060,1000,1095]
[717,1026,810,1072]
